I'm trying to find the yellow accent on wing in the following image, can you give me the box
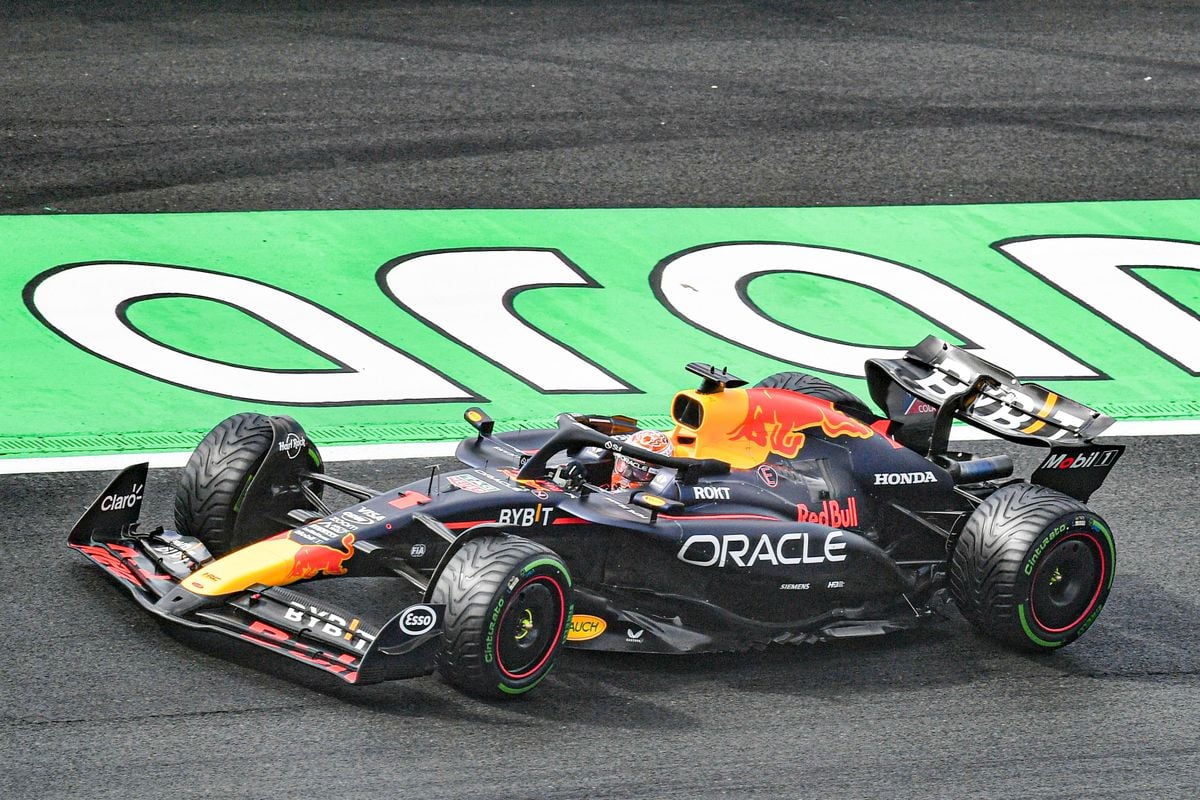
[184,532,355,597]
[1021,392,1058,434]
[184,537,306,596]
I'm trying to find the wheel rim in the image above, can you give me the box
[495,576,565,680]
[1030,532,1107,633]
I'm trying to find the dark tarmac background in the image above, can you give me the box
[2,2,1198,798]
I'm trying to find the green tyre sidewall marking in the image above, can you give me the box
[492,552,571,696]
[1019,604,1066,649]
[495,598,578,694]
[1093,519,1117,592]
[1017,511,1116,649]
[498,665,554,695]
[232,472,254,513]
[523,556,572,586]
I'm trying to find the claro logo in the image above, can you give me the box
[100,482,143,511]
[677,531,847,568]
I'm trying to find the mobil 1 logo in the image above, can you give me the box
[1031,443,1126,502]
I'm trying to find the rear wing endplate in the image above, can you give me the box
[1030,443,1126,502]
[865,336,1114,452]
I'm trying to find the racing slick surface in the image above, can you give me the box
[3,0,1199,798]
[4,437,1198,799]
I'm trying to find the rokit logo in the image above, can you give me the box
[101,482,143,511]
[874,471,938,486]
[692,486,731,501]
[1040,449,1121,470]
[278,432,305,459]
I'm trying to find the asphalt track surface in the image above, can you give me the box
[2,2,1198,799]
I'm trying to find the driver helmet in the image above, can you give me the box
[611,429,674,489]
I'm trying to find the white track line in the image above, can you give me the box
[1,419,1197,475]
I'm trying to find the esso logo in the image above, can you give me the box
[398,604,437,636]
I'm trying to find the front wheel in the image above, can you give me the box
[174,413,276,557]
[950,483,1115,651]
[431,535,573,698]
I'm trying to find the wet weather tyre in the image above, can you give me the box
[950,483,1115,651]
[432,535,572,698]
[174,413,275,557]
[755,372,878,423]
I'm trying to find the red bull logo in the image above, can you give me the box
[729,389,874,459]
[797,497,860,528]
[290,533,355,579]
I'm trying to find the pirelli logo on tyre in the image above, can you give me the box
[1024,522,1071,576]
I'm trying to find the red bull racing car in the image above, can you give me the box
[69,337,1123,698]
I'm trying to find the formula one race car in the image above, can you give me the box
[69,337,1122,698]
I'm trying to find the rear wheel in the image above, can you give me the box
[432,535,572,698]
[950,483,1115,650]
[755,372,878,423]
[174,413,275,557]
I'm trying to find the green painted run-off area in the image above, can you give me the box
[2,200,1198,458]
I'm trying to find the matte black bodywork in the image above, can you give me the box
[68,337,1124,683]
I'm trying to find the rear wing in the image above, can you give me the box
[865,336,1115,452]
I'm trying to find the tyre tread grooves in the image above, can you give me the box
[950,483,1095,649]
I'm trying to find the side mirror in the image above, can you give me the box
[631,492,685,522]
[552,460,588,492]
[464,407,495,438]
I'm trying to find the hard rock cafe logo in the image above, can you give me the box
[278,432,305,459]
[729,389,874,458]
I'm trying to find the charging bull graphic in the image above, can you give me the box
[728,389,874,460]
[182,531,359,597]
[291,534,355,579]
[671,385,879,469]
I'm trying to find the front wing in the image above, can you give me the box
[69,464,443,686]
